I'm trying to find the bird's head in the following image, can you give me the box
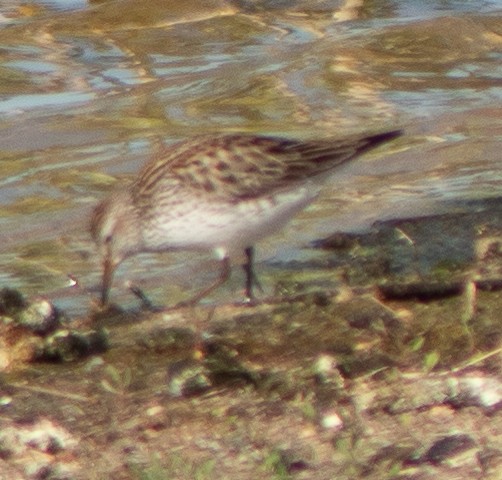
[90,190,142,306]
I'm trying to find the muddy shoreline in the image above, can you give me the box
[2,202,502,479]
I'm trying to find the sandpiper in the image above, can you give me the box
[90,130,401,307]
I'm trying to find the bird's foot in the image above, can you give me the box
[127,283,160,311]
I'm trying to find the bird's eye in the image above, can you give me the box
[104,234,113,244]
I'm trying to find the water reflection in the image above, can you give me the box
[35,0,89,11]
[0,0,500,315]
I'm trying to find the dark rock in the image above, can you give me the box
[0,288,26,315]
[17,299,61,335]
[0,289,62,337]
[423,434,476,465]
[377,281,464,301]
[166,359,212,398]
[266,448,310,476]
[36,329,109,362]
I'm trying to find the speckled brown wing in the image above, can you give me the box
[133,131,401,203]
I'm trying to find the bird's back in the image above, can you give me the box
[133,131,402,205]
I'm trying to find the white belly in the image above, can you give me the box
[141,186,319,254]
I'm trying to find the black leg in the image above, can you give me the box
[129,283,157,311]
[243,246,263,301]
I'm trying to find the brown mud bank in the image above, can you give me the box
[1,200,502,479]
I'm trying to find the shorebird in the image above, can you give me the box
[90,130,401,307]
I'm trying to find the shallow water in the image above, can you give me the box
[0,0,501,315]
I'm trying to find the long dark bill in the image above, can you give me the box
[100,256,115,306]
